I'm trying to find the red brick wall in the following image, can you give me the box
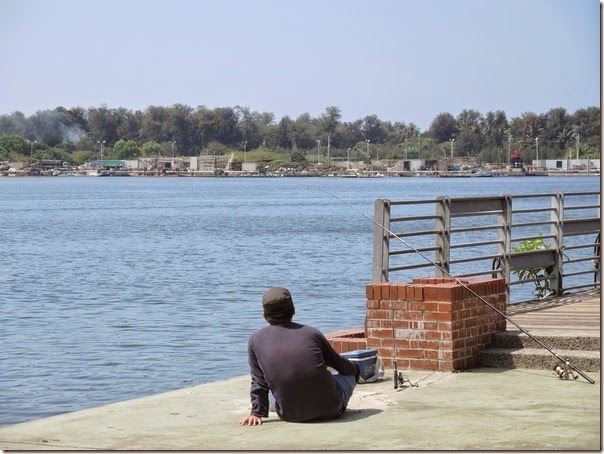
[365,277,506,371]
[325,327,367,353]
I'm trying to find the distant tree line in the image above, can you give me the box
[0,104,599,166]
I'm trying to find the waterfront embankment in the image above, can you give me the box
[0,366,599,451]
[1,289,601,450]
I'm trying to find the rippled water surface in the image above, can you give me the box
[0,175,598,425]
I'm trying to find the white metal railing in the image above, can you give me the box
[372,192,600,303]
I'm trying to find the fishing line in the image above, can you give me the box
[322,189,595,385]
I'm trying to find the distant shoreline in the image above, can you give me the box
[0,170,601,178]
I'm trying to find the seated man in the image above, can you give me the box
[240,287,360,425]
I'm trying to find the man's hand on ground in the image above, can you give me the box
[240,414,263,426]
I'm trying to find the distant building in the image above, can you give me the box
[387,159,437,172]
[242,162,259,173]
[531,158,600,172]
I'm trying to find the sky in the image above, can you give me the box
[0,0,600,131]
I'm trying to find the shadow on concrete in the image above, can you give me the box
[329,408,383,423]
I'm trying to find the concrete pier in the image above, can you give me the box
[0,289,600,451]
[0,367,599,451]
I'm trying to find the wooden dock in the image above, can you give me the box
[507,288,600,336]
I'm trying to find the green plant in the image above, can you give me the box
[512,234,555,298]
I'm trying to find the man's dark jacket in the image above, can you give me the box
[247,321,358,422]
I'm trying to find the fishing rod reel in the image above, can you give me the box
[553,362,578,380]
[393,369,418,389]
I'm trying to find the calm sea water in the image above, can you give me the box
[0,175,599,426]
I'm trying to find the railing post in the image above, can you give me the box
[434,197,451,277]
[550,193,564,294]
[372,199,391,282]
[497,195,512,304]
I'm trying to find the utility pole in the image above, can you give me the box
[30,140,37,160]
[507,133,512,169]
[97,140,105,167]
[171,141,176,169]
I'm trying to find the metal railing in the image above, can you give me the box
[372,191,601,303]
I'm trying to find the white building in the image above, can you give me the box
[532,158,600,172]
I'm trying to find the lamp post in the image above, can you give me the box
[449,138,455,161]
[507,133,512,169]
[171,141,176,169]
[243,141,247,163]
[97,140,105,164]
[576,133,580,160]
[365,139,370,157]
[30,140,37,160]
[535,137,539,169]
[347,148,351,169]
[316,140,321,165]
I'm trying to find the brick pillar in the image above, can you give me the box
[325,328,367,353]
[365,277,506,371]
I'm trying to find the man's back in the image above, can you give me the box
[248,322,357,422]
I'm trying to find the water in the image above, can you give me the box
[0,175,599,426]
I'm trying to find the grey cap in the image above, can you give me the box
[262,287,294,318]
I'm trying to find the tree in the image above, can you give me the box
[71,150,95,165]
[319,106,342,146]
[543,107,575,156]
[0,111,28,138]
[110,139,140,159]
[292,113,318,150]
[165,103,194,151]
[236,106,275,149]
[139,105,170,143]
[290,150,305,163]
[361,114,387,144]
[202,140,231,156]
[0,103,600,166]
[481,110,508,148]
[0,134,30,160]
[141,140,163,157]
[429,113,458,144]
[192,106,240,149]
[337,119,364,149]
[276,116,295,149]
[511,112,545,144]
[87,105,119,145]
[455,109,484,156]
[115,107,143,142]
[54,106,87,142]
[571,107,600,156]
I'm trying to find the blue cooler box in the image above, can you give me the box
[342,349,379,382]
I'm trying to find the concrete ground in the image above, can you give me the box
[0,367,599,451]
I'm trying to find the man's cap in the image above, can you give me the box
[262,287,294,317]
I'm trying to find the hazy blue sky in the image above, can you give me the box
[0,0,599,130]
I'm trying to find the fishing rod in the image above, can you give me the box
[392,306,417,389]
[323,189,595,385]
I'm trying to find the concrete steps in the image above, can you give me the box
[479,331,601,373]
